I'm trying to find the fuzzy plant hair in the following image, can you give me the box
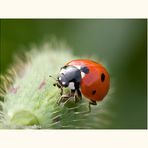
[0,41,114,129]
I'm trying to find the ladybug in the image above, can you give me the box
[52,59,110,112]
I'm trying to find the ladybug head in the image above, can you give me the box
[57,65,82,89]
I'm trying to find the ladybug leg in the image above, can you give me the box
[57,94,70,105]
[79,100,97,114]
[58,92,76,105]
[57,89,81,105]
[73,89,82,103]
[70,90,78,103]
[88,100,97,113]
[53,83,63,95]
[58,90,75,105]
[59,87,63,96]
[58,89,80,105]
[76,89,82,100]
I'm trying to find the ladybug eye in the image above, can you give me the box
[101,73,105,82]
[92,90,96,95]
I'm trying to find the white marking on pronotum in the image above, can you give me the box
[68,82,75,90]
[74,65,81,70]
[60,68,66,74]
[62,81,66,85]
[59,77,61,80]
[81,72,85,78]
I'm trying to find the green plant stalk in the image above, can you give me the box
[0,41,113,129]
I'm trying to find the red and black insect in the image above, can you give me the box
[52,59,110,112]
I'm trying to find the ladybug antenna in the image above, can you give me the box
[49,75,57,81]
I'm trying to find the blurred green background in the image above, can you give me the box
[0,19,147,129]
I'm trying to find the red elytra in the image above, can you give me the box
[66,59,110,101]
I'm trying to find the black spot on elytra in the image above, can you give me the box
[81,66,89,74]
[92,90,96,95]
[101,73,105,82]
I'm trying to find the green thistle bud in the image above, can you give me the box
[0,41,114,129]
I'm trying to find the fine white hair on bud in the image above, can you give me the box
[0,40,114,129]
